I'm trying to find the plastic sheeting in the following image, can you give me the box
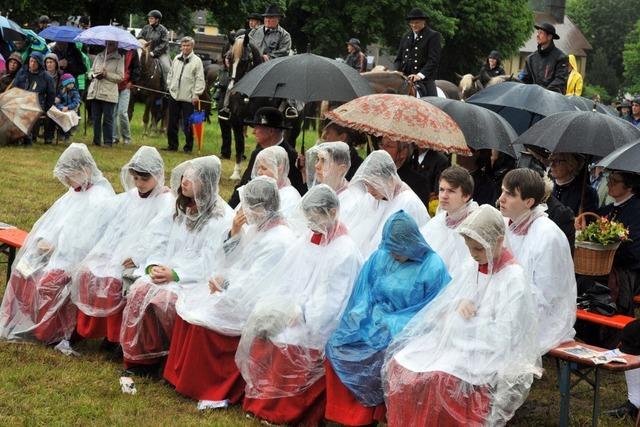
[326,210,450,406]
[341,150,430,258]
[420,201,478,277]
[0,143,115,344]
[506,213,577,354]
[175,176,296,336]
[71,146,175,317]
[235,184,363,398]
[383,205,542,426]
[251,145,301,216]
[120,156,234,361]
[305,141,351,193]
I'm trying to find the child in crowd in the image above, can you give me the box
[53,73,81,140]
[252,146,301,217]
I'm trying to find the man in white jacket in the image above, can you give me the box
[166,37,205,153]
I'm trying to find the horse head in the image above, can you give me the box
[457,73,483,99]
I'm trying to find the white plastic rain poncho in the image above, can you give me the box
[251,145,301,217]
[120,155,234,362]
[341,150,430,258]
[236,184,363,402]
[0,143,115,344]
[420,201,478,277]
[175,176,295,336]
[505,205,577,354]
[383,205,542,427]
[305,141,351,194]
[71,146,175,320]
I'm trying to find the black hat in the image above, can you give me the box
[617,100,632,110]
[621,319,640,355]
[633,97,640,106]
[534,22,560,40]
[148,10,163,20]
[245,107,291,129]
[488,50,501,60]
[346,38,361,49]
[406,8,428,21]
[263,4,284,17]
[248,12,263,21]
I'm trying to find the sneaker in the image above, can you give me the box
[123,139,131,145]
[121,363,160,379]
[605,400,639,419]
[113,138,119,144]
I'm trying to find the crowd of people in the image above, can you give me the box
[2,4,640,425]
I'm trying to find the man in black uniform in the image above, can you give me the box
[521,22,568,94]
[393,7,442,97]
[228,107,305,208]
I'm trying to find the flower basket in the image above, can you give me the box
[574,212,628,276]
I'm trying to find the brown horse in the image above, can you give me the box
[137,45,167,135]
[361,69,461,99]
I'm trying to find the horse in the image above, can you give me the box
[456,73,483,100]
[361,69,461,99]
[135,45,167,136]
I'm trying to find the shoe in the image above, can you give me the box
[605,400,639,419]
[220,153,231,160]
[99,338,118,352]
[44,139,53,145]
[113,138,119,144]
[123,139,131,145]
[121,363,160,379]
[183,147,193,154]
[230,163,242,180]
[218,108,230,121]
[161,147,178,152]
[103,143,113,148]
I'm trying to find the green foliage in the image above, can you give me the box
[585,48,620,96]
[567,0,640,93]
[582,84,613,104]
[623,19,640,94]
[577,216,629,246]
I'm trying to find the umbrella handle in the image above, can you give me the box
[195,99,201,111]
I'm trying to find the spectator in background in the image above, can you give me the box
[565,54,583,96]
[631,98,640,127]
[521,22,568,94]
[478,50,505,86]
[138,10,170,86]
[247,12,263,30]
[36,15,50,34]
[51,41,87,81]
[345,38,367,73]
[0,53,23,93]
[112,48,140,145]
[380,137,430,206]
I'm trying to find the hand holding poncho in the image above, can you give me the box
[326,210,450,406]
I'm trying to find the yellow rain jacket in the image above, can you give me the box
[566,54,583,96]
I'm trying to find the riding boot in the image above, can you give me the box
[230,162,242,180]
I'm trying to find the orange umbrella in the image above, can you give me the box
[0,88,42,145]
[189,100,206,152]
[325,94,469,155]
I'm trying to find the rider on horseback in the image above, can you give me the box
[138,10,171,88]
[249,4,292,61]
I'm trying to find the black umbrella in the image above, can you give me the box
[466,81,577,135]
[230,53,373,102]
[421,97,518,158]
[513,111,640,157]
[565,95,617,116]
[597,139,640,173]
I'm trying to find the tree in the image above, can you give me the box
[567,0,640,92]
[587,48,619,96]
[623,19,640,94]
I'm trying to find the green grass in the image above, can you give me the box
[0,106,632,426]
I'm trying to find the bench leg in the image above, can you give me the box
[592,367,601,427]
[558,359,571,427]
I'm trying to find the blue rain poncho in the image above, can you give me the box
[326,210,451,406]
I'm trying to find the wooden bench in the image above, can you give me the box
[0,227,29,283]
[547,309,637,426]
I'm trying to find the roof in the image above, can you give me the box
[520,12,592,56]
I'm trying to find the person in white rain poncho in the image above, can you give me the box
[420,166,478,277]
[251,145,301,217]
[305,141,351,194]
[71,146,175,346]
[0,143,115,347]
[342,150,429,258]
[119,155,233,376]
[236,184,363,426]
[499,168,576,354]
[164,176,295,407]
[383,205,542,427]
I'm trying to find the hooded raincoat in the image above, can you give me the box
[251,145,301,217]
[565,54,583,96]
[0,144,115,344]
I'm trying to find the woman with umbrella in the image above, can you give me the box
[549,152,599,215]
[0,53,22,93]
[87,40,124,147]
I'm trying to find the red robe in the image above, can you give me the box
[324,360,386,426]
[385,358,490,427]
[75,270,123,342]
[163,315,245,403]
[242,339,326,426]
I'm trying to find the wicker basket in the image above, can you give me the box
[574,212,621,276]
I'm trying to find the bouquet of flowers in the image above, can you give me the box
[576,216,629,246]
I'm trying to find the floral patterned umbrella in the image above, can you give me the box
[0,88,42,144]
[324,94,469,155]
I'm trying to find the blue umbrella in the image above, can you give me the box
[74,25,141,50]
[0,16,25,42]
[39,25,82,42]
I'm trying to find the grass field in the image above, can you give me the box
[0,106,633,426]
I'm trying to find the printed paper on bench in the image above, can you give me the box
[560,345,628,365]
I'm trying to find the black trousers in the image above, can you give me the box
[167,98,194,152]
[416,79,437,97]
[91,100,115,145]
